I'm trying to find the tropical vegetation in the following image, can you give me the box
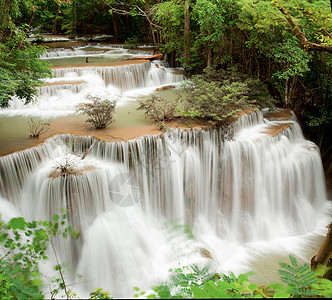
[1,0,330,169]
[0,0,331,298]
[1,215,331,299]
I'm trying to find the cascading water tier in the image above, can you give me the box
[0,110,330,298]
[0,44,186,117]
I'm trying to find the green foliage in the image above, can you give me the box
[133,254,332,299]
[61,0,114,37]
[179,67,266,126]
[192,271,260,298]
[278,255,320,297]
[137,95,178,128]
[32,0,71,34]
[77,95,117,129]
[307,106,332,128]
[90,288,113,299]
[137,67,273,128]
[311,265,332,298]
[0,27,52,108]
[124,35,140,49]
[0,213,109,299]
[152,0,186,54]
[0,215,59,299]
[134,264,214,299]
[1,219,332,300]
[269,39,311,81]
[0,0,53,108]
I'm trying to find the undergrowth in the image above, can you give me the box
[0,215,331,299]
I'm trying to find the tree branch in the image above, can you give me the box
[311,222,332,270]
[273,1,332,53]
[294,0,332,39]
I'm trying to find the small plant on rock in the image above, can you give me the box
[77,95,117,129]
[137,95,178,129]
[28,117,50,138]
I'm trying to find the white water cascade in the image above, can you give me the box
[0,45,185,117]
[0,110,330,298]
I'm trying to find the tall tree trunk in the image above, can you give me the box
[144,0,157,45]
[52,14,58,35]
[207,47,213,68]
[184,0,190,70]
[112,13,119,43]
[284,76,297,107]
[0,0,11,41]
[285,78,290,107]
[289,76,297,106]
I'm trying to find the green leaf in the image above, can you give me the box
[191,286,211,298]
[249,283,258,291]
[31,278,42,286]
[273,291,291,298]
[52,214,60,221]
[269,283,285,291]
[9,217,26,230]
[238,274,248,284]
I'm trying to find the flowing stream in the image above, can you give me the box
[0,43,185,118]
[0,44,331,298]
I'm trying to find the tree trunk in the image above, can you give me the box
[0,0,11,41]
[207,47,213,68]
[52,15,58,35]
[144,0,157,45]
[184,0,190,69]
[112,13,119,43]
[289,76,297,106]
[285,79,289,107]
[311,222,332,275]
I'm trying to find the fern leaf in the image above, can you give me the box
[289,255,298,267]
[279,275,299,286]
[298,264,310,274]
[278,269,296,279]
[279,262,297,273]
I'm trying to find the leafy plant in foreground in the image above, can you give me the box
[278,254,320,297]
[0,214,81,299]
[134,264,214,299]
[89,287,113,299]
[134,254,332,299]
[0,216,50,299]
[191,271,260,298]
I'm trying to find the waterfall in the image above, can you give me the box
[0,44,186,117]
[40,44,134,59]
[37,83,87,97]
[52,62,183,90]
[0,110,330,297]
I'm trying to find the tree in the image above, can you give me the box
[0,0,52,108]
[77,95,117,129]
[32,0,71,34]
[273,0,332,53]
[184,0,190,69]
[105,0,160,43]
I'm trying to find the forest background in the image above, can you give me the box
[0,0,331,180]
